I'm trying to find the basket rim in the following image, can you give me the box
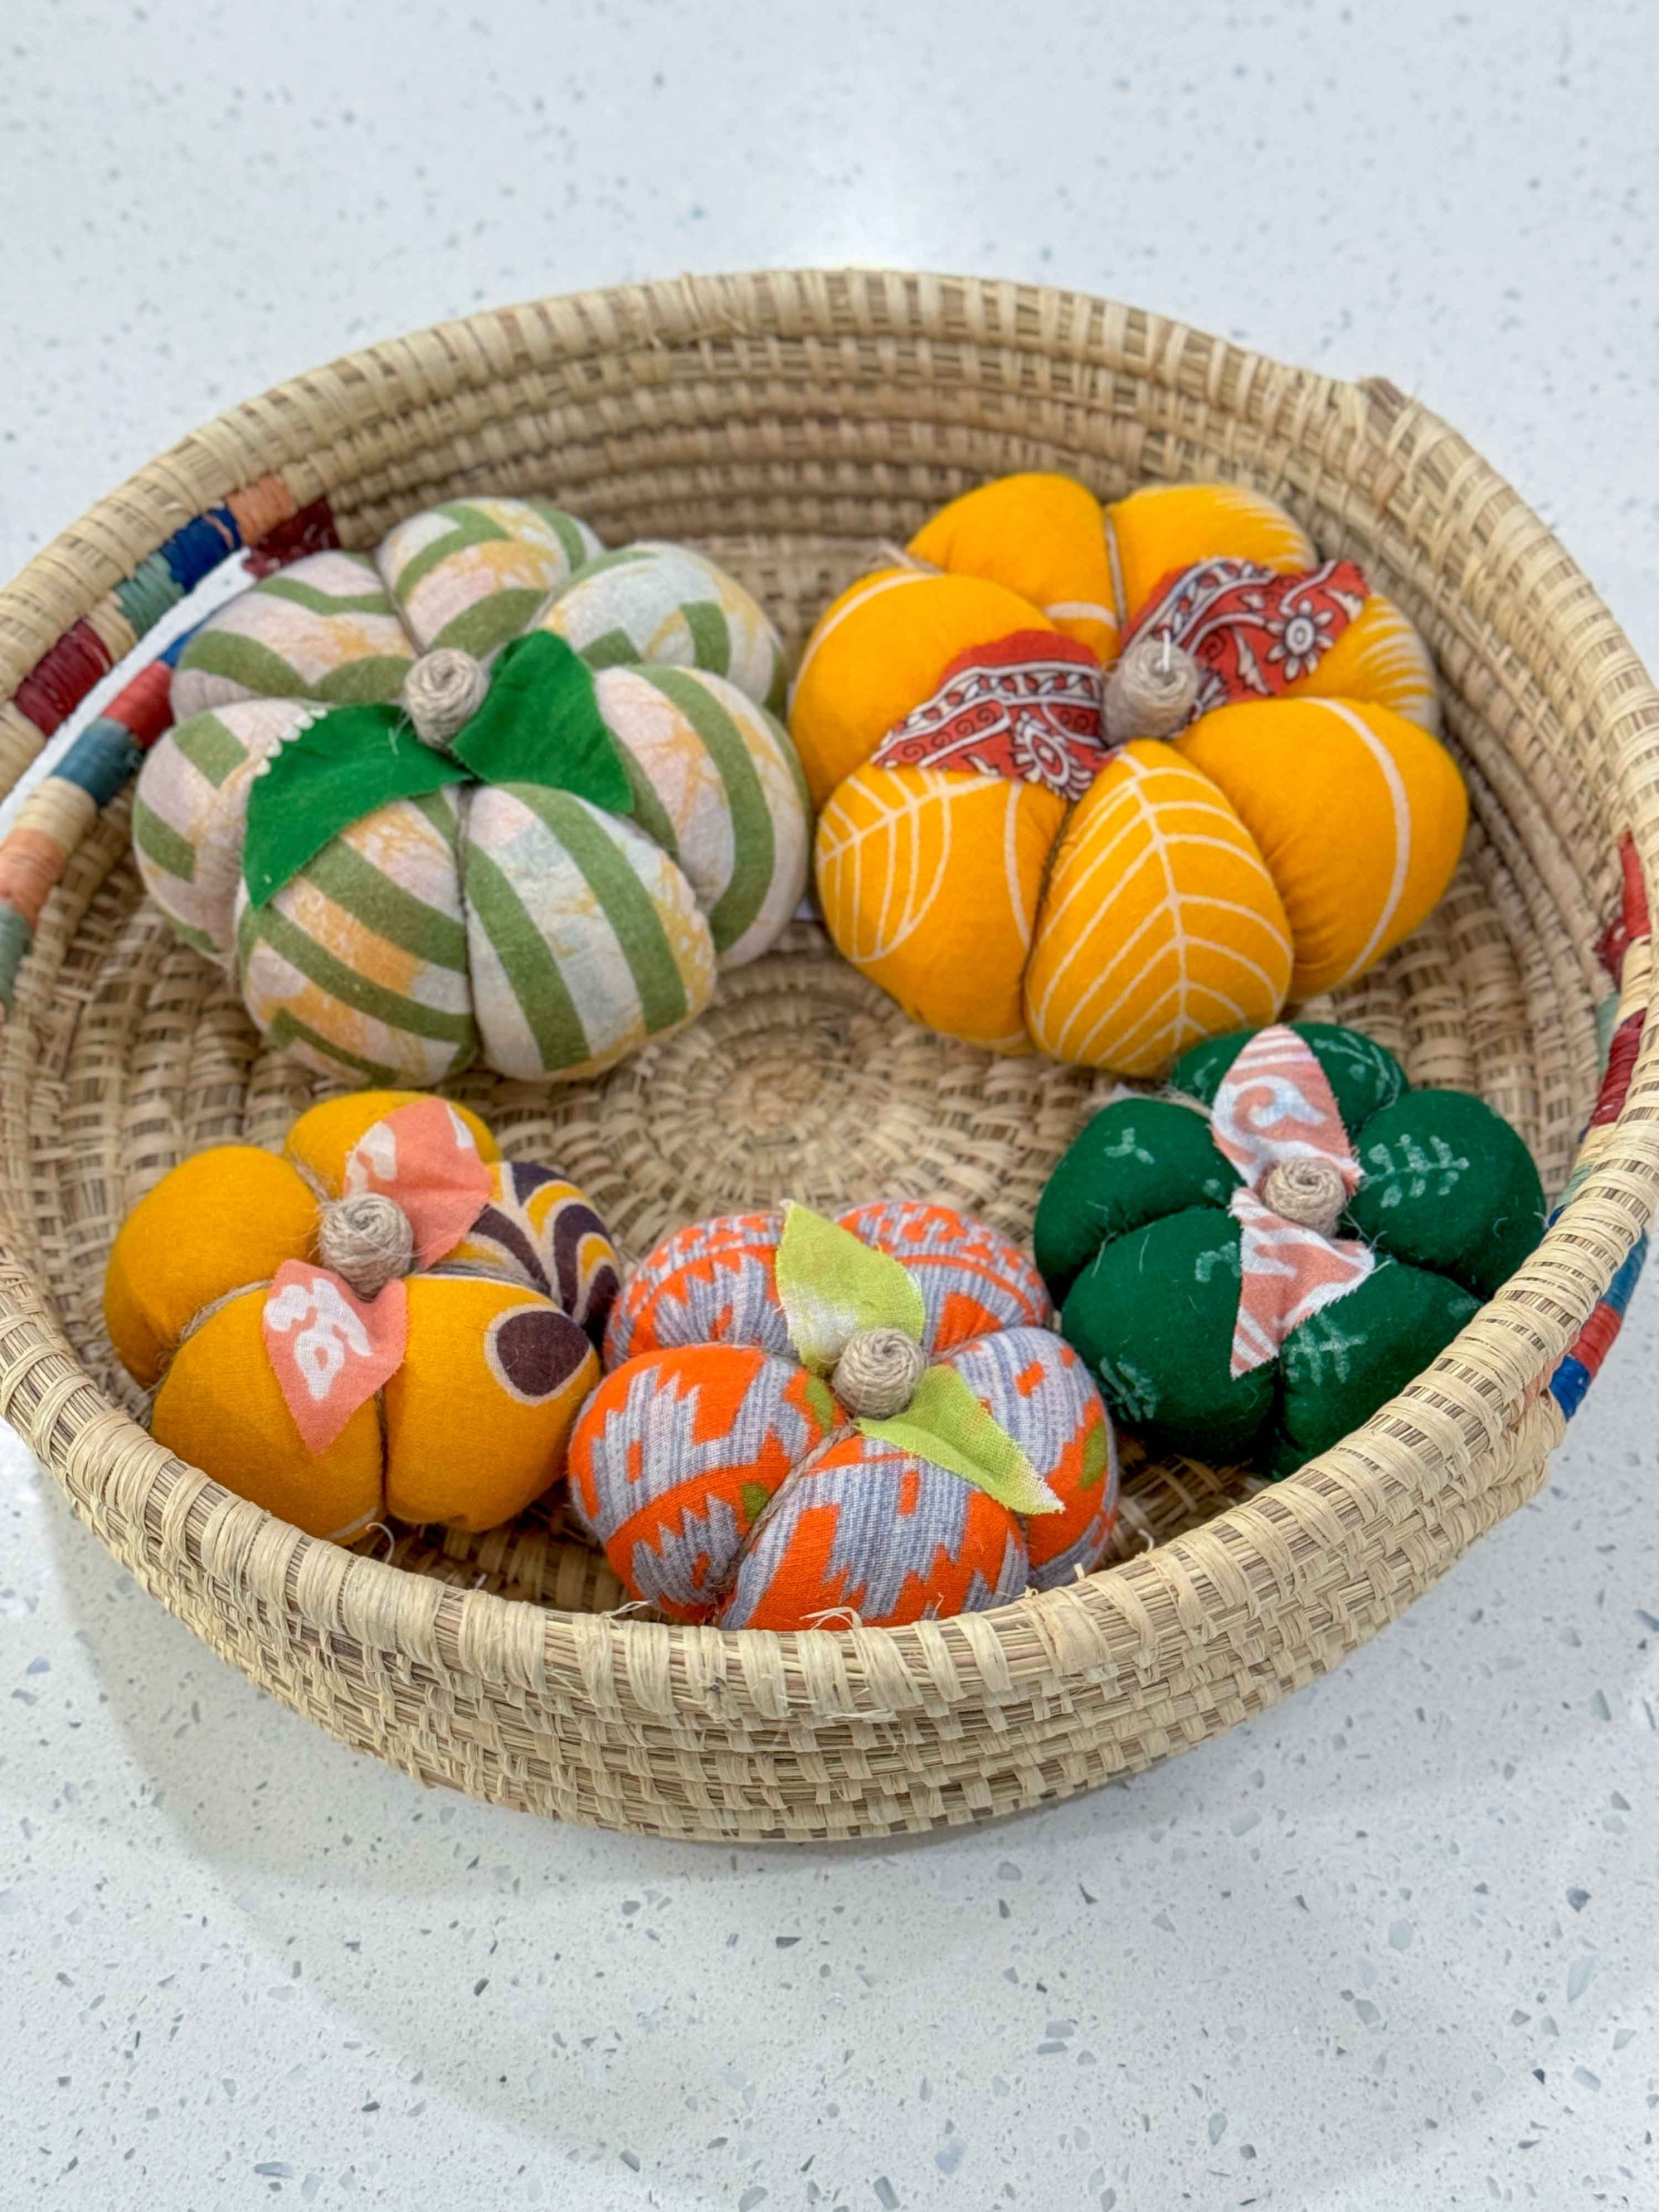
[3,266,1659,1707]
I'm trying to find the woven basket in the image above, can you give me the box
[2,271,1657,1842]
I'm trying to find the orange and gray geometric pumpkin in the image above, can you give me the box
[569,1200,1119,1629]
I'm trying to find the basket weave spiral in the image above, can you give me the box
[2,270,1657,1841]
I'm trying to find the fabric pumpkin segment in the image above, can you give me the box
[104,1091,618,1540]
[1034,1021,1546,1475]
[569,1199,1119,1629]
[792,472,1467,1076]
[134,497,811,1087]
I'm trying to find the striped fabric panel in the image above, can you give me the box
[132,698,320,961]
[593,664,811,967]
[171,550,413,718]
[236,786,475,1087]
[462,784,715,1082]
[535,542,788,714]
[375,497,604,659]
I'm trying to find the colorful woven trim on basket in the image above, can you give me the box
[0,477,338,1009]
[1549,830,1651,1418]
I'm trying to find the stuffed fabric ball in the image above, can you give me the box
[1034,1021,1546,1475]
[791,473,1467,1074]
[567,1198,1120,1629]
[133,497,809,1087]
[104,1091,619,1541]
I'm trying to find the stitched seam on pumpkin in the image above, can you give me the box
[1315,698,1413,985]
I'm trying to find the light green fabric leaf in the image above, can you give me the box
[774,1202,925,1374]
[859,1364,1063,1518]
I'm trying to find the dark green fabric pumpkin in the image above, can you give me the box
[1035,1022,1546,1476]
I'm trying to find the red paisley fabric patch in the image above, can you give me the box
[1123,557,1370,723]
[870,630,1110,801]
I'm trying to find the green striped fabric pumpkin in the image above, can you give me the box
[134,498,810,1087]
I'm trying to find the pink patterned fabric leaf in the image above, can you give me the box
[1209,1025,1361,1192]
[1123,557,1369,724]
[870,629,1110,801]
[262,1261,408,1455]
[342,1097,492,1270]
[1208,1025,1374,1378]
[1228,1189,1374,1377]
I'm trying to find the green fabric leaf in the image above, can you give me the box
[774,1202,926,1374]
[450,630,635,815]
[242,704,468,910]
[241,631,640,910]
[859,1364,1063,1518]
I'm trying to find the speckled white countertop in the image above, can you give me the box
[3,3,1657,2205]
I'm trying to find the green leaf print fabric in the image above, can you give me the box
[1036,1022,1545,1475]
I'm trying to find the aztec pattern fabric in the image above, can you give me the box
[133,497,810,1087]
[569,1200,1118,1630]
[1034,1021,1547,1475]
[791,473,1466,1075]
[103,1091,616,1542]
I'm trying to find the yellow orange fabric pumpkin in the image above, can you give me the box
[104,1091,616,1540]
[791,475,1467,1074]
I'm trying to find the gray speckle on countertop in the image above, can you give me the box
[3,2,1659,2206]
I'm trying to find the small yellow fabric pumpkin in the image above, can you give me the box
[104,1091,617,1540]
[792,474,1467,1074]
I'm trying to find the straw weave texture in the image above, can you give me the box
[2,270,1657,1840]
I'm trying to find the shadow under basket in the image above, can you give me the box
[2,271,1657,1841]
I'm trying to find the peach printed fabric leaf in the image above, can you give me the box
[1228,1189,1376,1378]
[342,1098,493,1269]
[1208,1023,1362,1189]
[857,1363,1063,1518]
[773,1201,926,1374]
[262,1262,408,1455]
[1209,1026,1376,1377]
